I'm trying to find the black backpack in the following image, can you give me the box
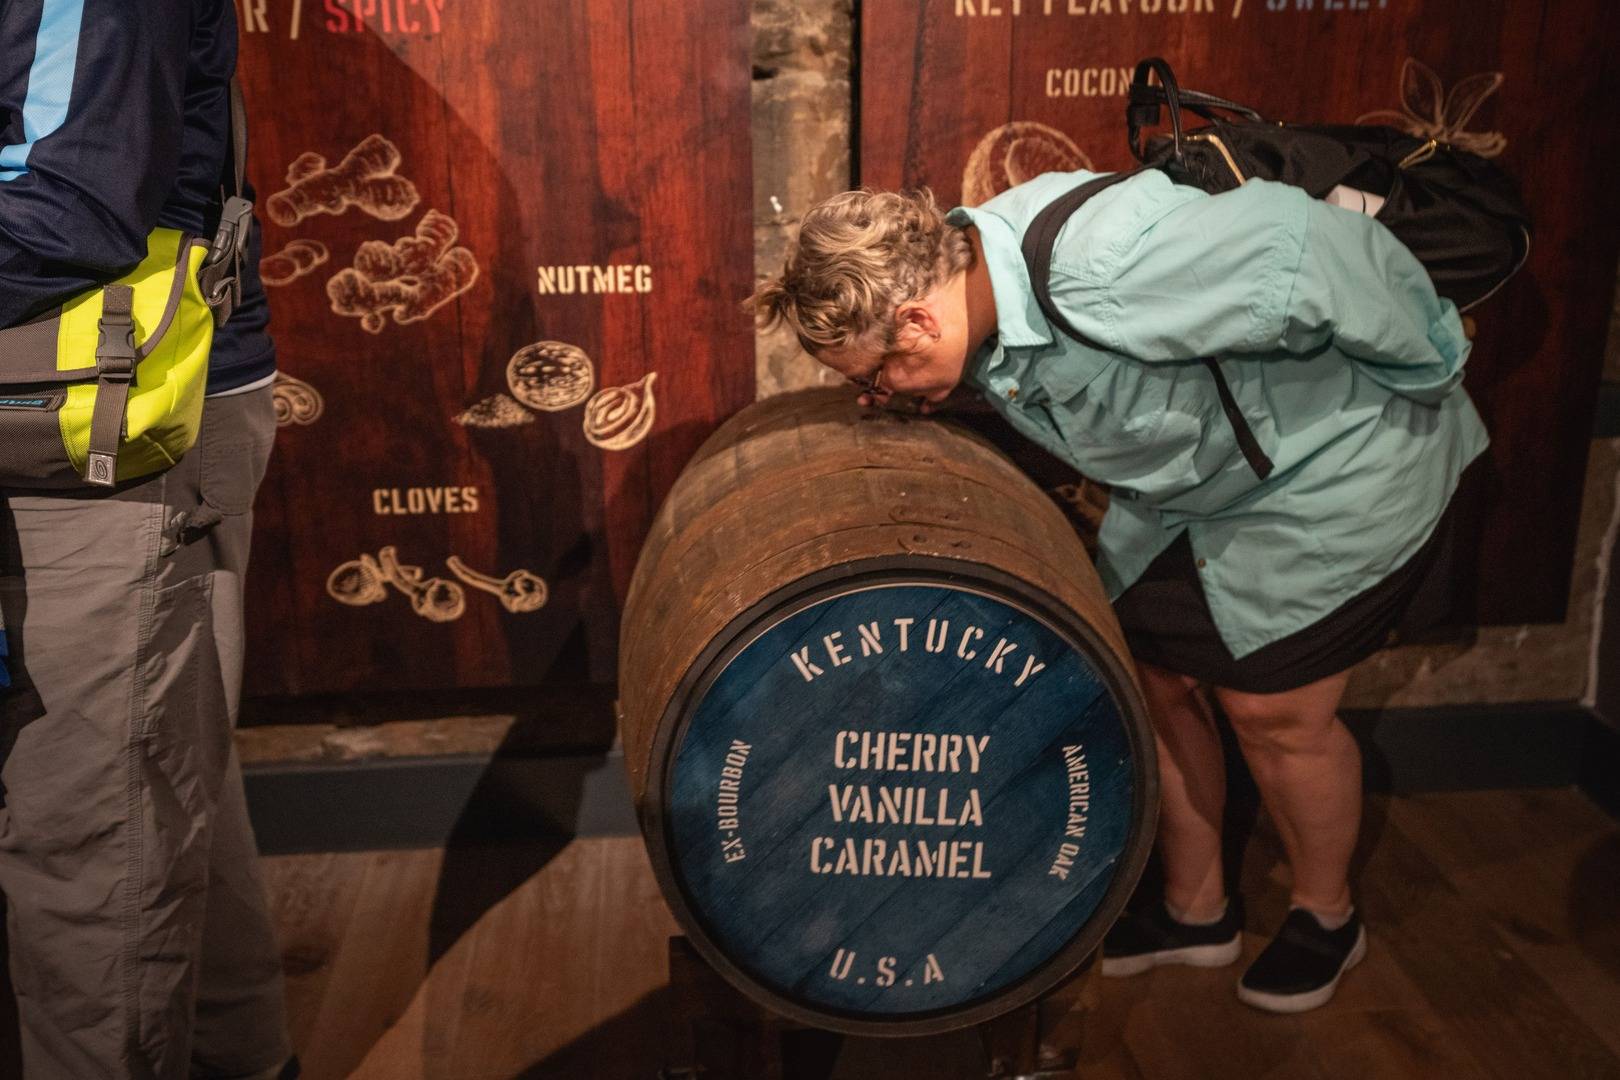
[1020,57,1532,481]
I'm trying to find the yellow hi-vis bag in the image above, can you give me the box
[0,80,251,489]
[0,228,217,487]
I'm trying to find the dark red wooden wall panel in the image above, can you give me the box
[236,0,755,696]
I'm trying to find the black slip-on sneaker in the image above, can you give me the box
[1237,907,1367,1013]
[1100,895,1244,977]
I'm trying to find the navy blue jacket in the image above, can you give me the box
[0,0,274,392]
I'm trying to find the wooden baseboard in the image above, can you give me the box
[243,702,1618,855]
[244,751,636,855]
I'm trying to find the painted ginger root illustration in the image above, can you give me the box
[271,372,324,426]
[446,556,548,613]
[266,134,421,227]
[583,372,657,450]
[1356,58,1507,159]
[260,239,329,286]
[963,121,1093,207]
[326,209,479,333]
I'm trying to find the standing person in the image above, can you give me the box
[750,172,1484,1013]
[0,1,295,1075]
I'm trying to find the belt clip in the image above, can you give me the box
[203,195,254,327]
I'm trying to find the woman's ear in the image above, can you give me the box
[893,300,941,351]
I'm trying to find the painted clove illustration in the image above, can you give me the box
[327,555,388,606]
[446,556,548,613]
[377,545,467,622]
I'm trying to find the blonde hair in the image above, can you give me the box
[748,188,974,364]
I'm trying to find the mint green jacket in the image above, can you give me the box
[948,171,1489,659]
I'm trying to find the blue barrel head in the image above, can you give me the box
[666,581,1137,1020]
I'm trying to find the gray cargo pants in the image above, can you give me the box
[0,387,291,1079]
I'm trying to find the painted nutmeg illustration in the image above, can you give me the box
[454,394,534,429]
[506,341,596,412]
[582,371,658,450]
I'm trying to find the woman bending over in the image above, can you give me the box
[750,173,1484,1013]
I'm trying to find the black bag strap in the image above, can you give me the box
[1128,58,1186,166]
[226,75,247,202]
[1128,56,1266,164]
[199,75,254,327]
[1018,171,1276,482]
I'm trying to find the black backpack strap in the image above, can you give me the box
[1018,170,1276,482]
[1128,57,1266,166]
[1019,169,1143,350]
[1201,356,1273,479]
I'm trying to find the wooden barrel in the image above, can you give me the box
[619,388,1157,1036]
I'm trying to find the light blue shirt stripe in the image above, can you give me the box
[0,0,86,182]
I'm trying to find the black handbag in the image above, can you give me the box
[1123,57,1530,312]
[1020,57,1532,481]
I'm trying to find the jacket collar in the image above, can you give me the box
[946,205,1054,352]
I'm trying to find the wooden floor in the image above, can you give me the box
[260,787,1620,1080]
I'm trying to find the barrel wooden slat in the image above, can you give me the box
[622,392,1133,793]
[624,461,1129,782]
[619,388,1154,1035]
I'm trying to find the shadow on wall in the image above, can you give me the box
[515,985,997,1080]
[0,896,17,1078]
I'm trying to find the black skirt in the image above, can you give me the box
[1113,469,1473,695]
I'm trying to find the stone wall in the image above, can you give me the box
[751,0,854,397]
[747,1,1620,710]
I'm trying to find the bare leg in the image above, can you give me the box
[1135,661,1226,920]
[1212,670,1359,917]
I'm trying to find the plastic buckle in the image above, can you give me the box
[204,196,255,326]
[95,311,137,377]
[209,196,254,267]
